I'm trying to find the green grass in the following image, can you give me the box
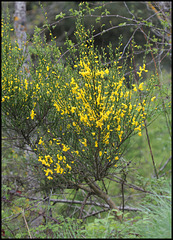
[127,180,171,238]
[124,110,171,178]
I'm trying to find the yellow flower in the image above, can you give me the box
[38,138,44,145]
[72,122,76,126]
[96,120,103,129]
[137,71,142,77]
[71,107,76,113]
[105,68,109,74]
[143,64,148,72]
[151,96,156,102]
[66,164,71,171]
[120,112,124,118]
[57,154,63,161]
[74,150,79,155]
[62,144,70,152]
[54,102,60,111]
[116,125,121,132]
[137,64,148,77]
[133,86,137,92]
[44,168,53,176]
[138,82,144,91]
[54,163,64,174]
[81,138,87,147]
[47,176,53,180]
[30,109,36,119]
[122,103,128,109]
[24,79,28,90]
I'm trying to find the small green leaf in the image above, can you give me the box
[96,17,101,23]
[119,22,127,27]
[55,12,66,20]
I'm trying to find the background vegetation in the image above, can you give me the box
[1,1,171,238]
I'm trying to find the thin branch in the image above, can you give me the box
[66,189,79,216]
[2,137,24,141]
[123,1,136,20]
[56,23,138,65]
[79,192,92,219]
[121,174,126,213]
[22,209,32,239]
[140,26,171,137]
[83,209,109,219]
[18,195,108,207]
[83,205,141,220]
[159,156,172,173]
[16,194,141,211]
[2,212,22,221]
[120,26,140,60]
[30,209,61,225]
[1,222,16,238]
[106,175,153,194]
[144,120,159,179]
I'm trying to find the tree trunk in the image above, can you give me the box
[77,177,123,221]
[14,2,27,50]
[14,1,30,74]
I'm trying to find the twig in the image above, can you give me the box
[144,120,159,179]
[22,209,32,239]
[79,192,92,219]
[83,209,108,219]
[121,174,126,213]
[17,194,141,212]
[159,156,172,173]
[140,26,171,137]
[1,222,16,238]
[83,205,142,220]
[66,189,79,216]
[3,212,22,221]
[106,175,153,194]
[18,195,109,207]
[46,189,53,223]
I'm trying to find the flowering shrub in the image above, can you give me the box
[1,3,158,219]
[1,8,158,181]
[32,21,157,183]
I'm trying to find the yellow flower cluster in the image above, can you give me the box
[137,64,148,77]
[36,136,73,179]
[30,109,36,119]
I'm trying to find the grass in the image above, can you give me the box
[128,180,171,238]
[124,111,171,177]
